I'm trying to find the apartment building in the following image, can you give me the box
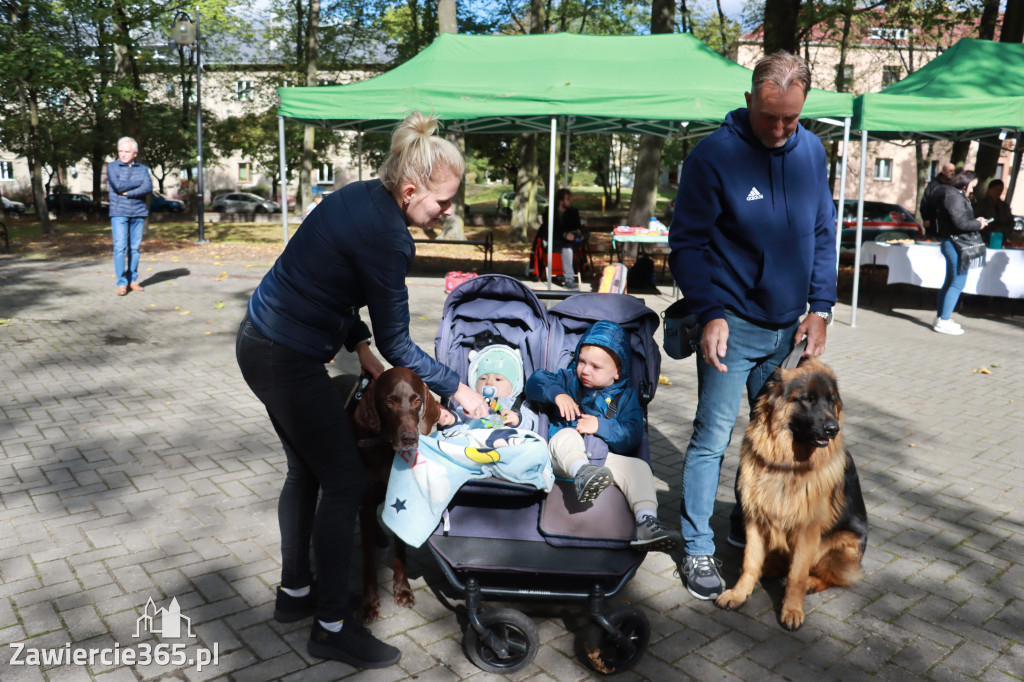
[0,34,388,210]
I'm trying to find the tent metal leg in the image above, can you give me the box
[278,115,289,244]
[850,129,868,328]
[546,117,557,290]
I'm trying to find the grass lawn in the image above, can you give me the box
[1,183,669,277]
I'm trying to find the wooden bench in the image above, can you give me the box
[412,230,493,269]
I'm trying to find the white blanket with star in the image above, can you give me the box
[381,423,554,548]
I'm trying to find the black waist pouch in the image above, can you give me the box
[662,298,701,360]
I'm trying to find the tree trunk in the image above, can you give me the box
[762,0,801,55]
[300,0,320,211]
[437,0,464,239]
[627,0,674,227]
[915,140,933,217]
[949,140,970,168]
[113,11,142,142]
[91,143,105,203]
[979,0,1000,39]
[1001,0,1024,43]
[438,0,456,33]
[511,134,538,243]
[511,0,545,244]
[440,131,466,239]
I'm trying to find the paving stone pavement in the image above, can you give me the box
[1,252,1022,681]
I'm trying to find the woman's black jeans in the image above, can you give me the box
[236,314,367,622]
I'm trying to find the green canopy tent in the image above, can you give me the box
[275,32,855,285]
[847,38,1024,324]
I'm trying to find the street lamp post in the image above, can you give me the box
[171,7,208,244]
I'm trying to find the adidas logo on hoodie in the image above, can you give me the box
[746,187,764,201]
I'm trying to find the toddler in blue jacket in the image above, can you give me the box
[525,320,680,552]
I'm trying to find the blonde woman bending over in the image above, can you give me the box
[236,112,488,668]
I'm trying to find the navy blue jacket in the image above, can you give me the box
[107,161,152,218]
[668,109,837,326]
[247,179,460,397]
[525,321,642,456]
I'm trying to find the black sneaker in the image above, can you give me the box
[630,516,682,552]
[274,586,316,623]
[573,463,613,503]
[678,555,725,601]
[307,618,402,668]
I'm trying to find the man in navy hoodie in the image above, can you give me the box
[667,51,837,600]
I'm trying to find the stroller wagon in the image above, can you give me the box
[428,274,662,674]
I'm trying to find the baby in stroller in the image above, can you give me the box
[438,343,538,432]
[526,320,681,553]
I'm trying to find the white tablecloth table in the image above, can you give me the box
[860,242,1024,299]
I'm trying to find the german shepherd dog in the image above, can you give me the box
[716,357,868,630]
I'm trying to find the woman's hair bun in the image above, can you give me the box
[379,111,465,190]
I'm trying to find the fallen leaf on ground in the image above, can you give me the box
[659,375,672,385]
[213,301,224,309]
[971,367,992,374]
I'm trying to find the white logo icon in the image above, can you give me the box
[746,187,764,201]
[134,597,196,639]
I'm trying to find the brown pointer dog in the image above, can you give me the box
[350,366,441,624]
[715,357,868,630]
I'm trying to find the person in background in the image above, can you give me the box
[920,162,956,239]
[542,188,584,290]
[667,50,837,601]
[973,178,1014,245]
[303,188,324,219]
[934,170,991,335]
[235,111,488,669]
[107,137,152,296]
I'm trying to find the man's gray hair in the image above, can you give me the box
[117,136,139,152]
[752,51,812,97]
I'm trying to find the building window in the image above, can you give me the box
[316,163,334,185]
[874,158,893,181]
[881,65,901,88]
[0,161,13,181]
[870,27,909,41]
[165,81,176,96]
[236,80,253,101]
[835,64,854,92]
[238,162,252,183]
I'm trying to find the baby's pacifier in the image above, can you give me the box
[481,385,501,413]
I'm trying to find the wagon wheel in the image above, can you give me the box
[577,606,650,675]
[462,608,538,674]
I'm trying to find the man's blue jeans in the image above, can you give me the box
[111,216,144,287]
[680,309,799,557]
[936,238,967,319]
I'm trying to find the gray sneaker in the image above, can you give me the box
[573,463,612,502]
[631,516,681,552]
[678,555,725,600]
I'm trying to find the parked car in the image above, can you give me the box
[835,199,924,246]
[150,191,185,213]
[210,192,280,214]
[2,196,26,215]
[496,190,548,218]
[45,192,107,215]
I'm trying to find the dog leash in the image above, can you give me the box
[780,339,807,370]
